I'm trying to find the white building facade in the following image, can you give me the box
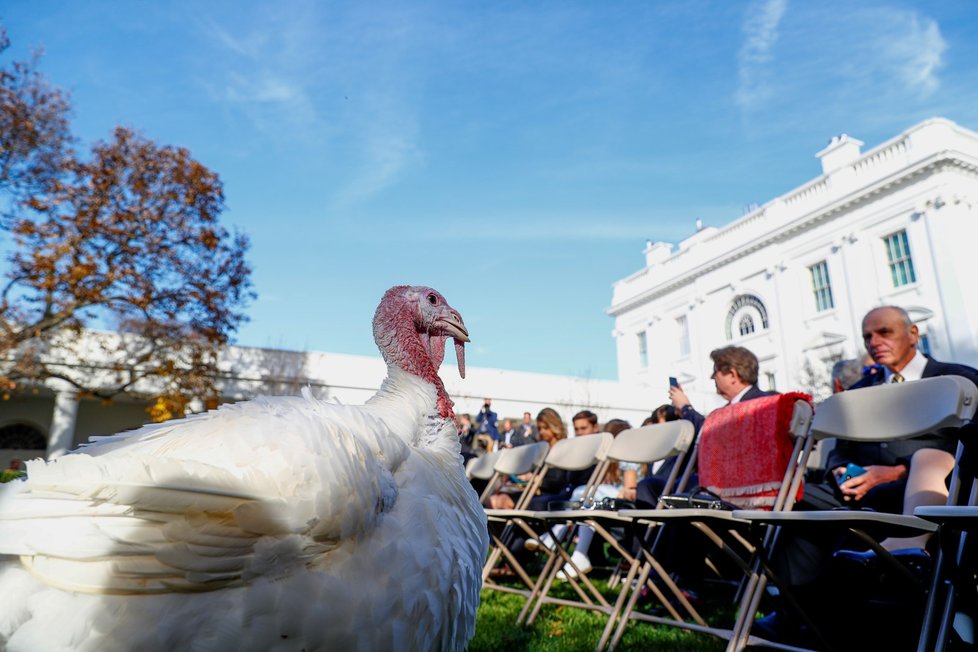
[609,118,978,414]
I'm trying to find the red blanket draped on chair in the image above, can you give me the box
[697,392,813,509]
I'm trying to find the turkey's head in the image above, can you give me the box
[373,285,469,419]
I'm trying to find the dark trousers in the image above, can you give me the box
[771,479,906,587]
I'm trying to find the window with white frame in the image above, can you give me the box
[884,230,916,287]
[637,331,648,369]
[918,332,931,357]
[677,315,690,357]
[809,260,834,311]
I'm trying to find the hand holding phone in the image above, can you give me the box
[669,376,679,388]
[838,462,867,485]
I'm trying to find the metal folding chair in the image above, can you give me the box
[607,393,815,651]
[518,421,696,631]
[730,375,978,651]
[482,434,612,609]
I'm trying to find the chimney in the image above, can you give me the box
[816,134,864,174]
[643,240,673,267]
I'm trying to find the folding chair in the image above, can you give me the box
[915,504,978,651]
[730,375,978,652]
[606,392,815,651]
[915,419,978,652]
[481,433,613,609]
[465,450,500,483]
[476,442,547,508]
[518,421,696,630]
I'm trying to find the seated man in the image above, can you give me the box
[757,305,978,643]
[820,306,978,549]
[629,346,777,594]
[635,345,776,507]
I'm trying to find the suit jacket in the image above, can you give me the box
[498,429,527,448]
[826,357,978,472]
[519,423,538,443]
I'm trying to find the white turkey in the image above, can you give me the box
[0,285,489,651]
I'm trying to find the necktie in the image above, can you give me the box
[892,372,905,383]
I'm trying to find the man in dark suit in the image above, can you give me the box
[756,306,978,644]
[631,346,778,592]
[670,345,777,433]
[497,419,527,449]
[636,346,776,506]
[825,306,978,515]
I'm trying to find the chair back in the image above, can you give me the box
[516,433,613,510]
[606,421,696,465]
[545,432,614,471]
[478,442,549,505]
[811,375,978,442]
[466,451,500,481]
[697,393,814,510]
[494,442,549,476]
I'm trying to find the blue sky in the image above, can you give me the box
[3,1,977,380]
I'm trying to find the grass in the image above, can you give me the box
[470,578,728,652]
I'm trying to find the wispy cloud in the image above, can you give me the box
[193,9,320,138]
[873,13,946,97]
[331,86,423,208]
[196,5,431,207]
[735,0,789,110]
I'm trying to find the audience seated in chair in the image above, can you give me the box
[756,305,978,644]
[634,346,777,509]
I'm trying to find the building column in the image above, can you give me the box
[47,388,80,459]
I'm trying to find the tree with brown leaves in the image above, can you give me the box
[0,27,254,419]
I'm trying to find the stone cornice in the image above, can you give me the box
[607,151,978,318]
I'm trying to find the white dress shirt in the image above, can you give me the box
[888,350,926,383]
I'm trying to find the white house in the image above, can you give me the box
[608,117,978,414]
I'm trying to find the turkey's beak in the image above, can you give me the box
[436,311,468,379]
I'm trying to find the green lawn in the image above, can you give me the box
[470,581,728,652]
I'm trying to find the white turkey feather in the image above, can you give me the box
[0,289,489,652]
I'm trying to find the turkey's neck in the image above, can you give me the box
[379,315,455,421]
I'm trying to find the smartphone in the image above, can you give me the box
[839,462,866,484]
[669,376,679,388]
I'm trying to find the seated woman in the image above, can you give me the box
[487,407,588,510]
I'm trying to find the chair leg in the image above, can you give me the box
[598,556,642,651]
[608,560,654,650]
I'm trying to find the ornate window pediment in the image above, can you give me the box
[726,294,769,341]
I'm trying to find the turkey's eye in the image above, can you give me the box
[427,293,438,305]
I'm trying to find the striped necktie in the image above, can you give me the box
[891,372,905,383]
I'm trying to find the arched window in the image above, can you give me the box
[0,423,46,450]
[739,314,755,336]
[726,294,769,340]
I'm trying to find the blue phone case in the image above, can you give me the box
[840,462,866,483]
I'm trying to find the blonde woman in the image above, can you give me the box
[487,407,578,509]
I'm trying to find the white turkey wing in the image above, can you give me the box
[0,392,411,593]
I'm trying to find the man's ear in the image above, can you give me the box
[909,323,920,344]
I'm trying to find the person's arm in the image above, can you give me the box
[837,463,907,502]
[669,385,705,433]
[618,468,639,500]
